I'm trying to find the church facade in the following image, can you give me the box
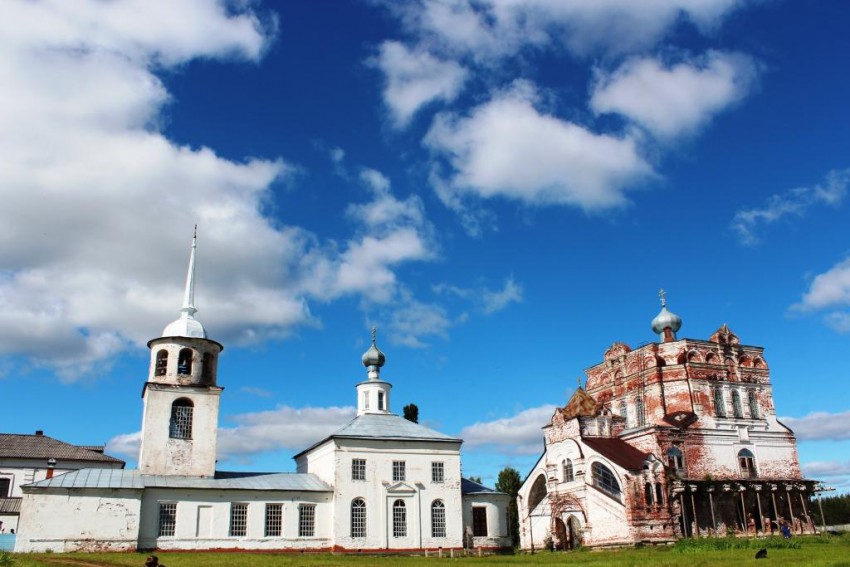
[517,293,818,550]
[15,235,510,553]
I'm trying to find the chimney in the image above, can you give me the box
[35,430,44,436]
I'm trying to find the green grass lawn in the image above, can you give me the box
[4,534,850,567]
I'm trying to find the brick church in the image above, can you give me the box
[517,292,818,549]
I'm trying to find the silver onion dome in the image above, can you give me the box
[361,328,386,368]
[651,289,682,335]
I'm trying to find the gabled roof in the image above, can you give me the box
[582,437,650,471]
[24,468,331,492]
[294,413,461,459]
[0,434,124,465]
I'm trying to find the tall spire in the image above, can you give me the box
[162,227,207,339]
[181,225,198,318]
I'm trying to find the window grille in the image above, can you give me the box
[392,499,406,537]
[298,504,315,537]
[619,400,628,427]
[634,396,645,426]
[392,460,406,482]
[748,390,759,419]
[714,387,726,417]
[352,458,366,481]
[351,498,366,538]
[591,462,621,501]
[563,459,574,482]
[431,500,446,538]
[264,504,282,537]
[158,502,177,537]
[169,399,193,439]
[431,461,444,483]
[732,390,744,418]
[155,350,168,376]
[472,507,488,537]
[229,503,247,537]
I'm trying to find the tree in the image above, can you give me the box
[403,403,419,423]
[495,466,522,546]
[468,476,482,484]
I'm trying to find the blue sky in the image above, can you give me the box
[1,0,848,492]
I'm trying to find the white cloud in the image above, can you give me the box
[240,386,273,398]
[425,81,653,211]
[434,276,523,314]
[733,169,849,246]
[384,0,747,61]
[0,3,442,379]
[781,411,850,441]
[106,405,356,465]
[790,255,850,334]
[591,51,759,140]
[801,460,850,478]
[383,292,452,348]
[373,41,468,128]
[459,405,557,455]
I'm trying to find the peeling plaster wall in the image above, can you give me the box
[15,488,141,552]
[462,493,511,549]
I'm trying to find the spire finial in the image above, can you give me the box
[659,288,667,308]
[577,376,582,390]
[371,326,377,345]
[181,228,198,318]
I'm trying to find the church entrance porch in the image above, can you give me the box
[671,479,818,538]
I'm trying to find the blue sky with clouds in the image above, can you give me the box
[1,0,848,492]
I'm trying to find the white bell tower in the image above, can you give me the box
[356,328,392,416]
[138,229,224,477]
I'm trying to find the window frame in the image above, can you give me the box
[351,498,367,538]
[431,500,446,538]
[392,460,406,482]
[264,503,283,537]
[732,390,744,418]
[738,448,757,478]
[563,459,574,482]
[392,499,407,538]
[351,458,366,481]
[229,502,248,537]
[431,461,444,483]
[169,398,194,440]
[713,387,727,417]
[298,504,316,537]
[472,506,488,537]
[158,502,177,537]
[591,462,621,501]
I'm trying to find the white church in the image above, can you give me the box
[15,235,510,553]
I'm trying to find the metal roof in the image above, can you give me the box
[582,437,651,471]
[294,413,461,459]
[23,468,332,492]
[461,478,505,495]
[0,497,21,513]
[0,434,125,465]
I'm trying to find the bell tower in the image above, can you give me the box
[138,229,224,477]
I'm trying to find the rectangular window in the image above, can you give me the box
[352,458,366,481]
[714,387,727,417]
[431,461,444,483]
[378,392,385,410]
[229,503,248,537]
[472,507,488,537]
[264,504,282,537]
[298,504,315,537]
[0,478,11,498]
[392,460,406,482]
[364,392,370,410]
[169,404,193,439]
[158,502,177,537]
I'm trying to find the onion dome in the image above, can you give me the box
[162,228,207,339]
[361,327,386,368]
[651,289,682,337]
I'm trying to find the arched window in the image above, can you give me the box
[591,462,621,501]
[732,390,743,418]
[392,499,406,538]
[527,474,547,512]
[351,498,366,538]
[563,459,574,482]
[713,387,726,417]
[619,401,628,427]
[748,390,759,419]
[177,348,193,375]
[155,350,168,376]
[201,353,214,384]
[431,500,446,538]
[169,398,193,439]
[738,449,757,478]
[644,482,654,506]
[666,447,684,472]
[634,396,645,427]
[655,482,664,505]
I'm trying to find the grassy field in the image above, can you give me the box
[3,534,850,567]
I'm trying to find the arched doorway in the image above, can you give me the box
[553,517,567,551]
[566,515,581,550]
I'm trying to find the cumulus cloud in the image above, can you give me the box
[591,51,759,140]
[373,41,468,128]
[790,255,850,333]
[732,169,849,246]
[106,405,356,465]
[781,411,850,441]
[459,405,557,455]
[0,2,443,379]
[801,460,850,478]
[383,0,747,61]
[425,81,653,212]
